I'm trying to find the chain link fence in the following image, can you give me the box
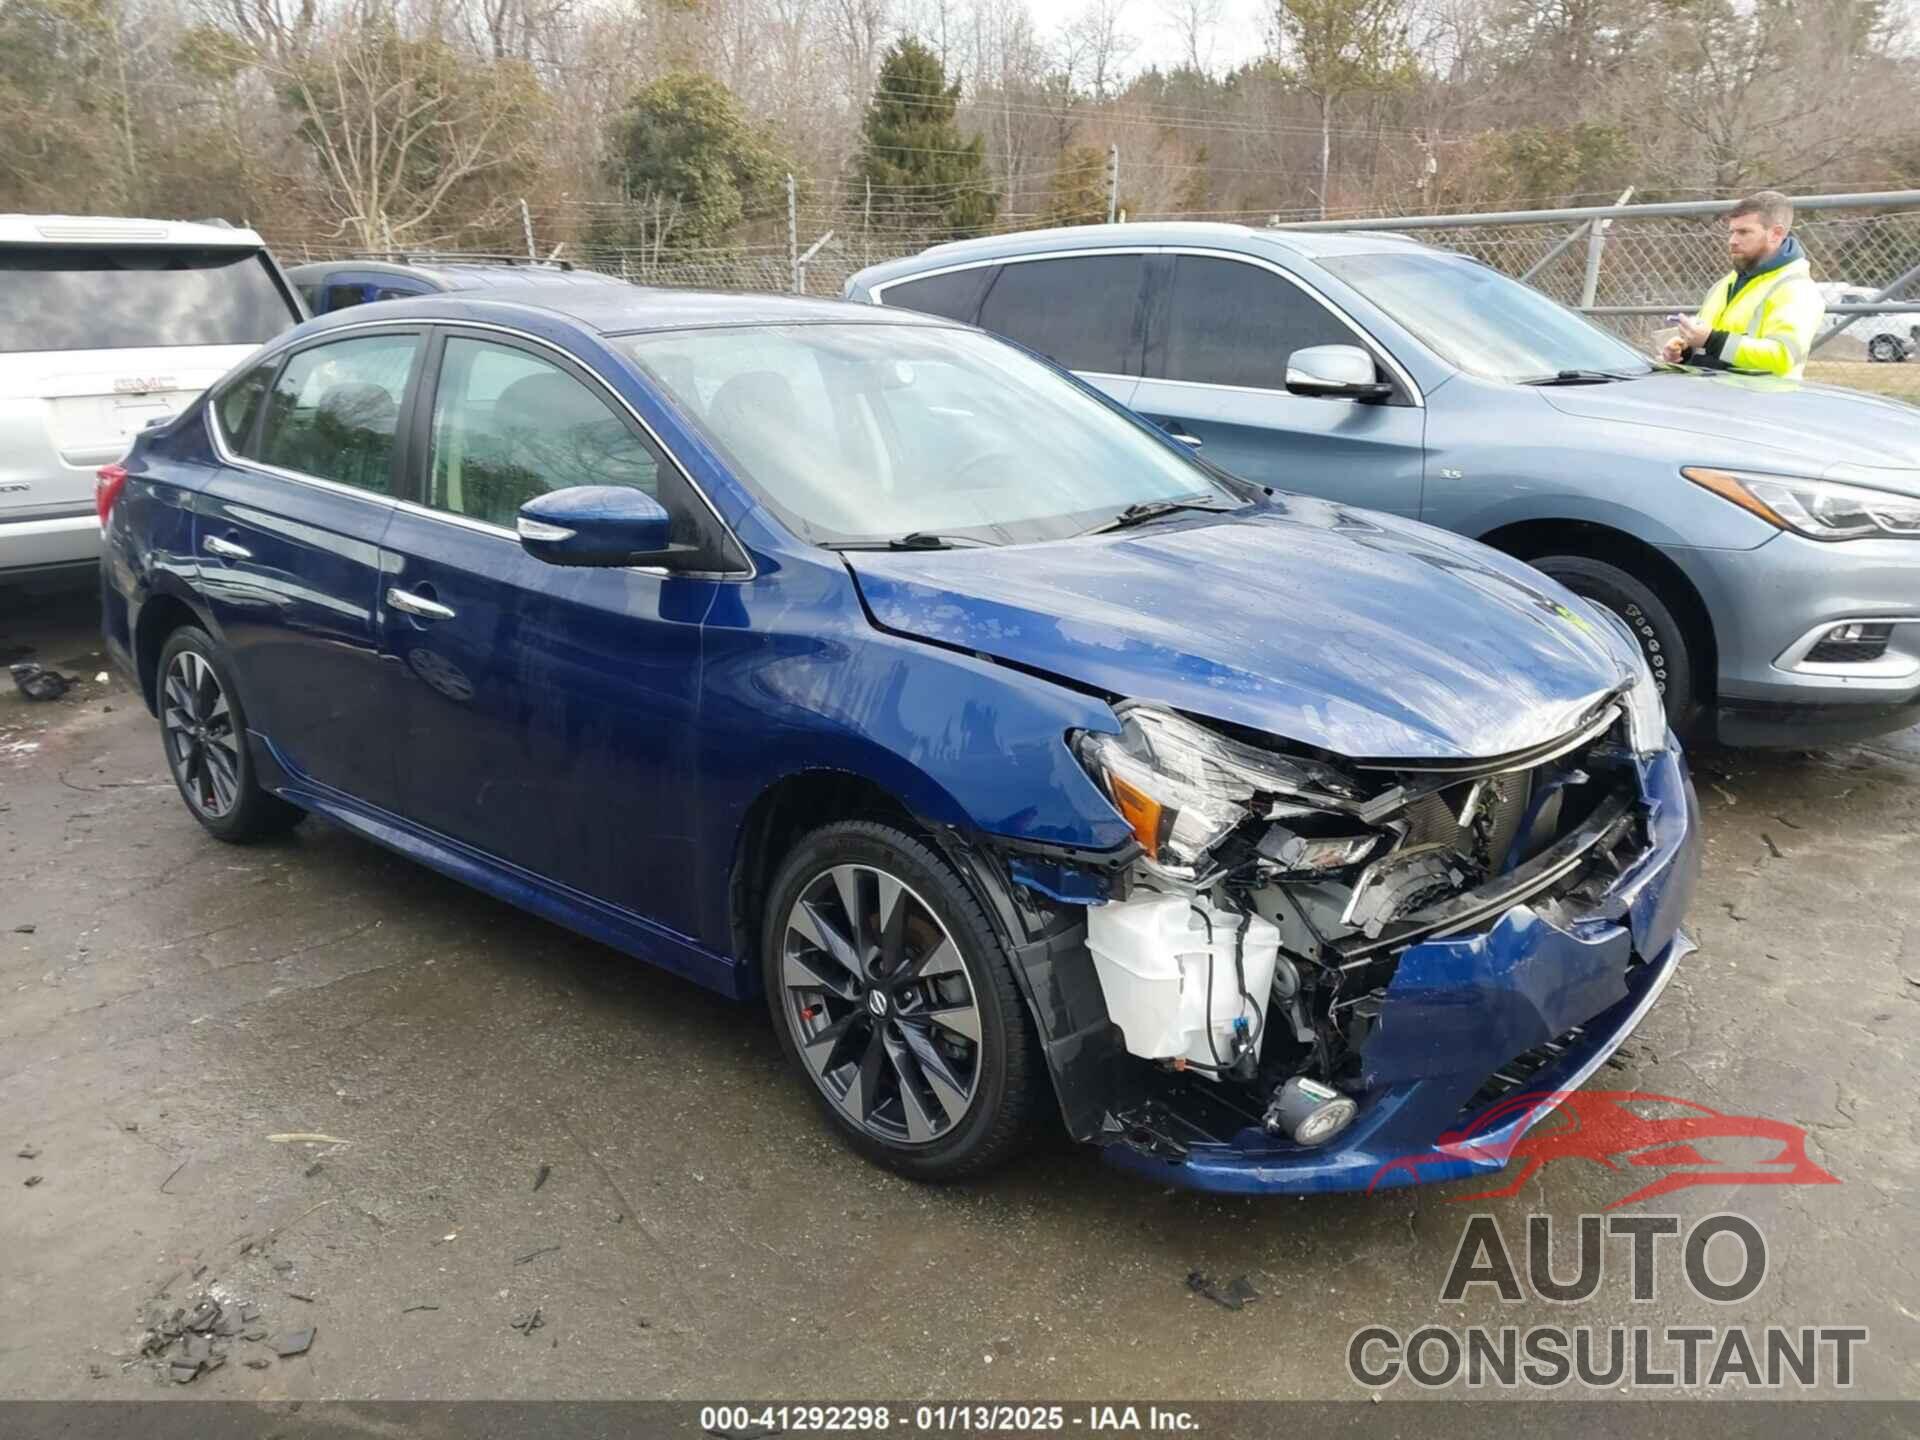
[266,190,1920,405]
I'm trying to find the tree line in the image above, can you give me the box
[4,0,1916,266]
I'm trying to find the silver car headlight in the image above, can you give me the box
[1072,705,1361,876]
[1583,600,1668,755]
[1684,467,1920,541]
[1623,656,1668,756]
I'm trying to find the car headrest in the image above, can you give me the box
[709,370,800,434]
[316,382,398,436]
[495,371,606,432]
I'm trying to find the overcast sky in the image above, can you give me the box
[1017,0,1271,79]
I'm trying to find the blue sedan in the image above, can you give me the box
[98,286,1699,1192]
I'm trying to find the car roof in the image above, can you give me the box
[284,258,624,290]
[0,214,267,248]
[292,284,949,337]
[846,220,1432,291]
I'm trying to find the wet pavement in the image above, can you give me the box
[3,586,1917,1401]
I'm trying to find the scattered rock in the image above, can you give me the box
[273,1328,315,1358]
[245,1358,271,1370]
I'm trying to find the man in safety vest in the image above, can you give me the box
[1661,190,1826,378]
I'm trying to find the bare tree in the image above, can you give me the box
[1161,0,1225,74]
[1060,0,1135,102]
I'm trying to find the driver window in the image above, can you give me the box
[1157,256,1366,390]
[427,338,662,528]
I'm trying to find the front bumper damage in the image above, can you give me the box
[984,727,1701,1197]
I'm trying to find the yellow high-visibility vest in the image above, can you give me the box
[1692,252,1825,379]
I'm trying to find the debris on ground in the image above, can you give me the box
[139,1284,276,1383]
[509,1308,545,1336]
[1185,1269,1261,1311]
[286,1291,315,1303]
[266,1132,347,1145]
[514,1245,560,1266]
[11,925,34,935]
[9,662,73,702]
[402,1304,439,1314]
[1761,832,1786,859]
[16,1146,39,1159]
[93,671,109,684]
[272,1328,315,1358]
[533,1163,552,1192]
[244,1358,271,1370]
[303,1162,323,1178]
[24,1175,43,1187]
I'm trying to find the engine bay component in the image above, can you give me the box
[1086,893,1280,1075]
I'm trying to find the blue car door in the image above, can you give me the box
[193,328,422,811]
[376,328,726,945]
[1129,253,1426,517]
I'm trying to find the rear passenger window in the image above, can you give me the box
[254,334,419,493]
[215,359,277,452]
[976,255,1145,374]
[426,337,661,529]
[1157,256,1362,389]
[879,267,995,324]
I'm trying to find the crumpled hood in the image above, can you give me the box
[1540,373,1920,484]
[846,496,1639,761]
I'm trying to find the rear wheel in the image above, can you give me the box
[1868,334,1904,363]
[762,820,1043,1181]
[157,626,304,843]
[1533,555,1696,733]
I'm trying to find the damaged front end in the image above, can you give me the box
[998,685,1700,1195]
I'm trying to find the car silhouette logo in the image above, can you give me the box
[1368,1089,1839,1209]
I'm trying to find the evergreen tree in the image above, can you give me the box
[856,39,997,240]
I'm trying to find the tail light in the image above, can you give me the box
[95,463,128,524]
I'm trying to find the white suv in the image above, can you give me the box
[0,215,304,584]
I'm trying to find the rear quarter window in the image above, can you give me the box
[877,266,995,323]
[0,247,300,352]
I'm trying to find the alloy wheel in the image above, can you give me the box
[162,650,242,818]
[779,863,984,1146]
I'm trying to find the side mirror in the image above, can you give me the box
[517,486,691,568]
[1285,344,1393,402]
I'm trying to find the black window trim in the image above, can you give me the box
[869,244,1423,405]
[206,325,428,503]
[869,246,1155,384]
[401,321,756,579]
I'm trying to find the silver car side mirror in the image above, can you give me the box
[1285,344,1393,402]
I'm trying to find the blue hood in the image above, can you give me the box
[845,496,1640,761]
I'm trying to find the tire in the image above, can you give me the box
[156,625,305,843]
[1533,555,1697,733]
[1868,334,1903,363]
[761,820,1044,1182]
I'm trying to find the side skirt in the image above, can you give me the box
[251,733,746,1001]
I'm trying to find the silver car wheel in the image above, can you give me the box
[779,863,983,1146]
[162,650,241,819]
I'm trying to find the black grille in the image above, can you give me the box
[1805,623,1893,665]
[1458,1024,1587,1117]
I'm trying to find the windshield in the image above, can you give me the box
[621,323,1241,546]
[0,247,300,353]
[1320,252,1654,383]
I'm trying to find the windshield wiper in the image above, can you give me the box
[1520,369,1639,386]
[1084,499,1237,535]
[825,532,998,551]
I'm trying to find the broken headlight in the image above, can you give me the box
[1073,705,1361,875]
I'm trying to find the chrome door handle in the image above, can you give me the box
[202,535,252,560]
[386,586,456,621]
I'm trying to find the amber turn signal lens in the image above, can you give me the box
[1107,772,1166,861]
[1681,466,1788,530]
